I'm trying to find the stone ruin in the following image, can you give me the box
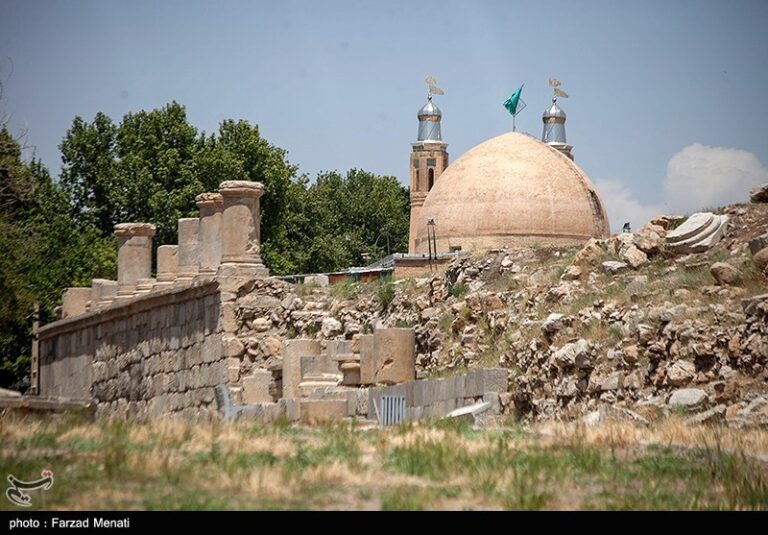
[34,180,508,423]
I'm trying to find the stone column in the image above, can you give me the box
[154,245,178,289]
[195,192,223,277]
[176,218,200,283]
[373,328,416,385]
[61,288,91,318]
[216,181,269,285]
[114,223,156,300]
[90,279,117,310]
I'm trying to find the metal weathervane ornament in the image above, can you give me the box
[502,83,527,131]
[549,77,569,99]
[424,75,444,98]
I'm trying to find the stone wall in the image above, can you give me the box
[367,368,508,421]
[39,281,224,419]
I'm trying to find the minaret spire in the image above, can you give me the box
[542,79,573,159]
[408,77,449,253]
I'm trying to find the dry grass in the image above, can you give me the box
[0,414,766,510]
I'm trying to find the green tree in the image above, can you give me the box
[59,103,299,257]
[0,128,115,389]
[286,169,410,274]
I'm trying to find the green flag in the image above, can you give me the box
[503,85,524,116]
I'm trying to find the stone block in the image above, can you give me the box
[355,388,369,416]
[242,369,273,403]
[327,339,354,359]
[483,392,501,414]
[413,380,426,406]
[300,355,335,377]
[372,328,416,385]
[283,398,301,422]
[300,399,348,424]
[359,334,375,385]
[479,368,509,393]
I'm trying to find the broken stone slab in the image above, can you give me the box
[668,388,708,408]
[443,401,491,423]
[0,387,21,398]
[669,215,729,254]
[666,212,714,243]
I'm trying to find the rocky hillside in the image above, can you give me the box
[229,202,768,427]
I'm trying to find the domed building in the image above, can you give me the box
[407,95,610,254]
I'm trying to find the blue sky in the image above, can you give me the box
[2,0,767,230]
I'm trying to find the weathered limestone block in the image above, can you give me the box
[61,287,91,318]
[282,339,321,399]
[114,223,155,299]
[242,369,273,403]
[176,218,200,282]
[373,328,416,385]
[195,192,223,276]
[154,245,178,288]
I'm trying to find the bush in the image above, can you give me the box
[377,277,395,311]
[450,282,469,299]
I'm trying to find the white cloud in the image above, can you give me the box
[593,178,663,233]
[595,143,768,232]
[664,143,768,214]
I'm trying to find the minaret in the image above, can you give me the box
[408,95,449,253]
[542,97,573,160]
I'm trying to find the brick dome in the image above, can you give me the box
[414,132,610,253]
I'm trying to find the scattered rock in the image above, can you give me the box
[685,404,727,425]
[752,247,768,271]
[622,246,649,269]
[573,238,606,266]
[668,388,708,408]
[321,317,343,337]
[666,360,696,386]
[552,339,592,369]
[750,183,768,203]
[561,265,582,281]
[602,261,629,275]
[541,313,566,338]
[633,224,666,254]
[749,234,768,255]
[710,262,742,286]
